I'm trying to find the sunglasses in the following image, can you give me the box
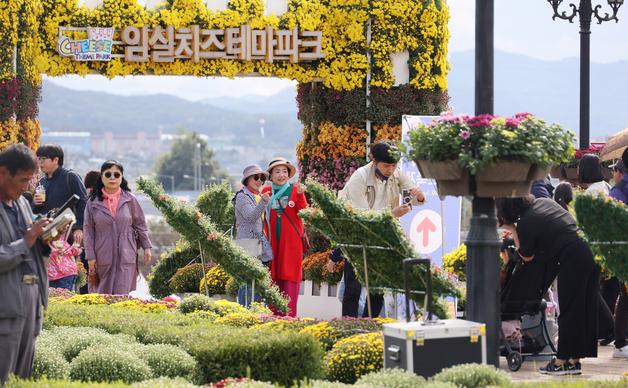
[104,171,122,179]
[250,174,266,183]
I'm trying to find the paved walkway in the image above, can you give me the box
[501,345,628,382]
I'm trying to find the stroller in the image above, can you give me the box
[499,241,558,371]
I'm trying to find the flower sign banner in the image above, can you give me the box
[57,25,324,64]
[58,27,114,61]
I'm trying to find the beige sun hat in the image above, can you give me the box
[241,164,269,185]
[267,157,296,178]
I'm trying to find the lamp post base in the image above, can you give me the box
[465,197,501,367]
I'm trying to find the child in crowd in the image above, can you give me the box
[48,232,82,290]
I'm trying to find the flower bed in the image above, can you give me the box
[303,250,344,285]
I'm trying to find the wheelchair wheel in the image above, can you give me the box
[507,351,523,371]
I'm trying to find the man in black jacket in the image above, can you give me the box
[31,144,87,245]
[0,144,50,383]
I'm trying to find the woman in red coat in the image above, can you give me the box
[262,157,307,317]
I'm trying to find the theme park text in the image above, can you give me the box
[58,25,325,63]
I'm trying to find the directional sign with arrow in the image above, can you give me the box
[410,209,442,254]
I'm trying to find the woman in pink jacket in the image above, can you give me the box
[84,160,151,294]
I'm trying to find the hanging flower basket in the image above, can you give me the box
[404,113,575,197]
[415,160,471,196]
[475,160,535,198]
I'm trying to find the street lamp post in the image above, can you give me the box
[467,0,501,367]
[547,0,624,149]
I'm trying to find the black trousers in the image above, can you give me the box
[342,261,384,318]
[555,239,599,360]
[615,285,628,349]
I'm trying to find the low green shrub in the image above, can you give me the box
[45,303,325,386]
[325,333,383,384]
[32,346,70,380]
[355,368,425,387]
[69,347,153,383]
[171,263,211,294]
[149,242,200,299]
[5,376,129,388]
[178,294,214,314]
[139,344,197,379]
[422,382,457,388]
[131,377,199,388]
[295,380,352,387]
[432,363,510,388]
[47,326,135,361]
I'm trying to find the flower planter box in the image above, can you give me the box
[563,167,578,180]
[415,160,471,196]
[475,160,536,198]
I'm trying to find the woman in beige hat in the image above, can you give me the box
[261,157,307,317]
[233,164,271,307]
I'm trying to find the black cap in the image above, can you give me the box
[371,141,400,164]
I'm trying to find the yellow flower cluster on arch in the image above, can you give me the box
[0,0,449,92]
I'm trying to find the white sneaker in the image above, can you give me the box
[612,345,628,359]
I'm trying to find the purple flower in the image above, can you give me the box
[459,130,471,140]
[465,114,493,128]
[514,112,533,119]
[505,118,521,128]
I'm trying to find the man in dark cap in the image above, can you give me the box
[329,140,425,318]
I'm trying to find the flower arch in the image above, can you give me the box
[0,0,449,186]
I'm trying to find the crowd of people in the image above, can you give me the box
[0,139,626,382]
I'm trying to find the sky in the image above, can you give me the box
[48,0,628,100]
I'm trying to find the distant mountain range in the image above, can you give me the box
[448,50,628,140]
[40,50,628,141]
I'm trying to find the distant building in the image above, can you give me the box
[40,130,91,157]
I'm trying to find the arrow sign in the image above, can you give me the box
[409,209,443,255]
[416,217,437,247]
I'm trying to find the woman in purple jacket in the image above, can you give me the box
[84,160,151,294]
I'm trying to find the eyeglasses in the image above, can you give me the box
[104,171,122,179]
[251,174,266,183]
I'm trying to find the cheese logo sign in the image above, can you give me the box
[58,27,114,61]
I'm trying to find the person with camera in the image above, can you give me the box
[329,141,425,318]
[0,144,51,383]
[496,196,598,375]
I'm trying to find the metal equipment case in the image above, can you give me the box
[383,319,487,377]
[382,258,487,377]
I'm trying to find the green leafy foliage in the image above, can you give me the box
[196,182,235,233]
[432,363,510,388]
[355,368,426,388]
[69,348,153,383]
[170,263,211,294]
[301,181,459,306]
[178,294,214,314]
[154,130,228,191]
[575,193,628,283]
[32,346,70,380]
[44,303,324,386]
[137,177,287,312]
[138,344,197,380]
[149,241,200,299]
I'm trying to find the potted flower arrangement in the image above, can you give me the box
[555,142,612,182]
[405,113,575,197]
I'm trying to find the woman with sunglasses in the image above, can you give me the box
[233,165,272,307]
[83,160,152,295]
